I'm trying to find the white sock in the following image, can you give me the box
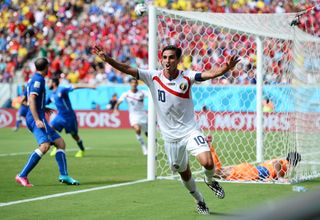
[203,167,214,184]
[136,134,147,154]
[182,177,204,202]
[136,134,145,146]
[35,149,43,157]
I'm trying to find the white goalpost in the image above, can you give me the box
[147,5,320,183]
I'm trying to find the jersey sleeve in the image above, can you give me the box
[61,85,73,95]
[29,79,43,96]
[184,70,201,84]
[118,92,127,103]
[137,69,153,86]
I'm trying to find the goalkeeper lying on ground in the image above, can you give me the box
[208,142,301,181]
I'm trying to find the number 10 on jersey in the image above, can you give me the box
[158,90,166,102]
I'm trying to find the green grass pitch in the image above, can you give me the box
[0,128,319,220]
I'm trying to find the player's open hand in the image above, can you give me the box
[226,55,240,70]
[35,119,45,128]
[93,45,106,61]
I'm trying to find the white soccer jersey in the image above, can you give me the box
[118,89,148,126]
[138,69,199,141]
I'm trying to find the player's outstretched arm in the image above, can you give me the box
[201,55,240,80]
[93,45,138,78]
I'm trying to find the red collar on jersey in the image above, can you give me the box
[152,72,191,99]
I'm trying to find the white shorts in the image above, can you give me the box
[129,112,147,128]
[164,130,210,173]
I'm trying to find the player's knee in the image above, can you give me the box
[202,160,214,170]
[39,143,51,154]
[135,128,141,134]
[55,138,66,150]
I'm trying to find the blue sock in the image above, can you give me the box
[19,149,42,177]
[55,149,68,176]
[16,119,22,128]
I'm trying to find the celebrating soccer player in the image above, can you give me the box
[114,78,148,155]
[93,44,239,215]
[46,77,95,158]
[15,58,79,187]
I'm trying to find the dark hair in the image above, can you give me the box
[162,45,182,59]
[50,77,60,86]
[34,58,49,71]
[286,152,301,167]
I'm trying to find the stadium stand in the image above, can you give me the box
[0,0,319,84]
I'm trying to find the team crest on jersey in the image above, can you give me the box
[34,81,40,88]
[179,82,188,91]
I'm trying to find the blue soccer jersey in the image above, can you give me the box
[26,73,46,118]
[48,86,75,116]
[26,73,60,145]
[47,86,78,134]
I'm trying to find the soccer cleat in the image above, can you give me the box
[12,127,19,132]
[205,179,225,199]
[59,175,80,185]
[196,200,209,215]
[15,175,33,187]
[75,150,85,158]
[49,147,57,157]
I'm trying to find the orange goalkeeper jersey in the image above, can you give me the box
[259,159,288,179]
[210,145,259,180]
[226,163,259,181]
[209,144,288,181]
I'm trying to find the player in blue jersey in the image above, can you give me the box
[15,58,80,187]
[12,87,28,132]
[47,77,95,158]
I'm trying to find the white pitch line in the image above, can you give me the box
[0,148,93,157]
[0,179,149,207]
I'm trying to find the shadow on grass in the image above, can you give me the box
[209,211,241,217]
[199,211,242,220]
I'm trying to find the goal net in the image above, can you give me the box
[148,6,320,183]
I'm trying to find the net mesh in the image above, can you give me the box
[152,6,320,183]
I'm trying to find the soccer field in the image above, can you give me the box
[0,128,319,220]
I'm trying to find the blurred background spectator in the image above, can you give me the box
[106,93,118,110]
[263,97,275,112]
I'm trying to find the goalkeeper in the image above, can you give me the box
[209,143,301,181]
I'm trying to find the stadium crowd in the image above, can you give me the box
[0,0,319,84]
